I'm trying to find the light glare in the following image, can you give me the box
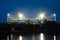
[18,13,24,20]
[39,13,45,20]
[18,13,23,18]
[53,13,56,16]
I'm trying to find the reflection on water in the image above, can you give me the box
[18,33,44,40]
[19,36,22,40]
[40,33,44,40]
[0,33,57,40]
[18,33,56,40]
[11,34,13,40]
[54,35,56,40]
[7,35,9,40]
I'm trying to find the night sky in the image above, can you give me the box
[0,0,60,23]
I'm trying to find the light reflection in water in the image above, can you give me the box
[19,35,22,40]
[7,35,9,40]
[40,33,44,40]
[32,34,35,40]
[6,33,57,40]
[11,34,13,40]
[54,35,56,40]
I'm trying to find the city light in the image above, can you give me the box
[40,33,44,40]
[38,12,45,20]
[19,35,22,40]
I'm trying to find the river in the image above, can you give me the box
[1,33,60,40]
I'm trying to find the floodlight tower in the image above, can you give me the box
[53,13,56,40]
[7,13,10,23]
[7,13,10,17]
[7,13,13,23]
[38,12,45,23]
[53,13,56,21]
[40,13,45,20]
[18,12,24,20]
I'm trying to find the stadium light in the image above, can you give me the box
[11,34,13,40]
[7,35,9,40]
[7,13,10,22]
[7,13,10,17]
[38,12,45,20]
[53,13,56,17]
[52,13,56,21]
[18,12,24,20]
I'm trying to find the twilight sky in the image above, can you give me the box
[0,0,60,23]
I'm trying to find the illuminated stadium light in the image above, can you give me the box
[38,12,45,20]
[18,13,23,18]
[7,13,10,17]
[7,13,11,22]
[52,13,56,21]
[40,33,44,40]
[19,35,22,40]
[18,12,24,20]
[53,13,56,17]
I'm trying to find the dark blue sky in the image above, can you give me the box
[0,0,60,23]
